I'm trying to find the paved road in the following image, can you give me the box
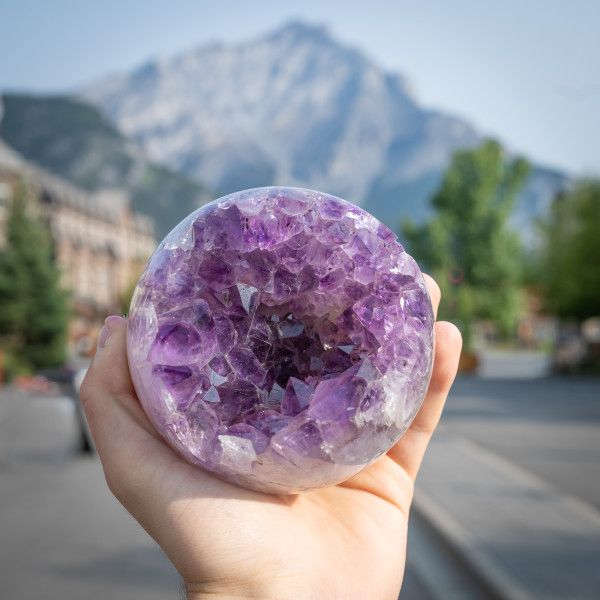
[0,457,182,600]
[0,389,181,600]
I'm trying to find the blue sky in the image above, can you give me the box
[1,0,599,174]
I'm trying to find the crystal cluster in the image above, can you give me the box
[127,187,434,493]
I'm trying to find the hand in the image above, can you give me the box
[80,276,461,600]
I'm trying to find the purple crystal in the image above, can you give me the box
[281,377,313,416]
[127,187,434,493]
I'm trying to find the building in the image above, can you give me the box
[0,140,155,346]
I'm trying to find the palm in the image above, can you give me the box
[82,278,461,599]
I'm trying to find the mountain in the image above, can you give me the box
[0,93,211,236]
[81,20,567,237]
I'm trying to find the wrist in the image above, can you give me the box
[185,582,276,600]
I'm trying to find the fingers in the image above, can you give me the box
[387,320,462,480]
[422,273,440,319]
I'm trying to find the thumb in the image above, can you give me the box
[80,316,157,460]
[89,315,134,396]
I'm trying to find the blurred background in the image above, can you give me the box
[0,1,599,598]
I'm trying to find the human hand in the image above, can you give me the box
[80,275,461,600]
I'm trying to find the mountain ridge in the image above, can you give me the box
[1,21,567,241]
[80,21,480,198]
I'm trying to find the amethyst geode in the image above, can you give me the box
[127,187,434,493]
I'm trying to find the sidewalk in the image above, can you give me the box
[413,431,600,599]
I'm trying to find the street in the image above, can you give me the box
[1,362,599,599]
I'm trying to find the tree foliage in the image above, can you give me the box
[536,180,600,321]
[0,184,69,374]
[402,140,529,349]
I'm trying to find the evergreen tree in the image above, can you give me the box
[0,184,69,374]
[537,180,600,321]
[402,140,529,349]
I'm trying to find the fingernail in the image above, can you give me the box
[97,315,125,349]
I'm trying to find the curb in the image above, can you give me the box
[411,433,600,600]
[412,489,533,600]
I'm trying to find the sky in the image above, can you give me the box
[1,0,599,174]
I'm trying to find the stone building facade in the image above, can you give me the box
[0,140,155,332]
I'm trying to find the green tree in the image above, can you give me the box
[537,180,600,320]
[403,139,529,350]
[0,184,69,375]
